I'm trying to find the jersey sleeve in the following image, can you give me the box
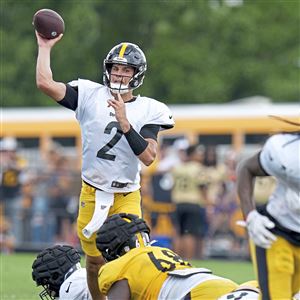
[58,84,78,111]
[146,101,175,131]
[67,80,82,116]
[98,261,122,295]
[259,136,278,176]
[259,134,286,180]
[73,79,103,122]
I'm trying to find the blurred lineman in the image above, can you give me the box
[218,280,300,300]
[32,245,92,300]
[237,131,300,299]
[171,144,208,259]
[32,245,300,300]
[35,32,174,300]
[96,213,238,299]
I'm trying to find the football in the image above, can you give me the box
[33,9,65,39]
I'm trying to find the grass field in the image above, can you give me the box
[0,253,254,300]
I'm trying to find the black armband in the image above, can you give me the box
[124,125,149,156]
[58,84,78,111]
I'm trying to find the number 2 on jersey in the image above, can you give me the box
[97,121,123,161]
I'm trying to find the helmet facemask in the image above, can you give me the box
[38,284,58,300]
[107,64,134,95]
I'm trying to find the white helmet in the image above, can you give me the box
[218,281,259,300]
[218,290,259,300]
[293,291,300,300]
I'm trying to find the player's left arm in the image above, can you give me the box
[236,151,277,248]
[236,152,267,218]
[107,279,130,300]
[137,138,157,166]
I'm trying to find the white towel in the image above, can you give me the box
[82,190,114,239]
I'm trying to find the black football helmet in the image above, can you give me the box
[96,213,151,262]
[32,245,81,300]
[103,42,147,93]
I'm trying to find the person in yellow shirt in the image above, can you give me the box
[96,213,237,299]
[171,144,209,259]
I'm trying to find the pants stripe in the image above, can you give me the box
[255,246,270,300]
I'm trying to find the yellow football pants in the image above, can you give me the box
[77,181,142,256]
[250,236,300,300]
[189,278,238,299]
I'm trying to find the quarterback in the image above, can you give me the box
[237,132,300,299]
[96,213,238,299]
[35,31,174,300]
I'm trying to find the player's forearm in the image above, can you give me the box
[36,47,53,89]
[138,139,157,166]
[119,119,131,133]
[123,125,154,165]
[236,161,256,219]
[36,47,66,100]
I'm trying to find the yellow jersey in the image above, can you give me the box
[171,162,207,205]
[98,246,192,299]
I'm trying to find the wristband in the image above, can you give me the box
[124,125,149,155]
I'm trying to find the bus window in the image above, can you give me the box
[198,134,232,146]
[52,137,76,147]
[245,134,269,145]
[17,137,40,148]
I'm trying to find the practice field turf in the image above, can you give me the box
[0,253,254,300]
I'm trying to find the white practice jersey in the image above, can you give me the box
[59,268,91,300]
[259,133,300,232]
[70,79,174,193]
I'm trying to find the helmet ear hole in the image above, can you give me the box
[52,272,59,280]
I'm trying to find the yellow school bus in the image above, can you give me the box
[1,99,299,248]
[2,99,299,153]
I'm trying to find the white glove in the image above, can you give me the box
[293,292,300,300]
[246,210,277,249]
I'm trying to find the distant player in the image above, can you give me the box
[96,213,238,299]
[32,245,92,300]
[171,144,208,259]
[34,31,174,299]
[237,130,300,299]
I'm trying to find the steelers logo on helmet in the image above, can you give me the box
[103,42,147,94]
[32,245,81,300]
[96,213,151,262]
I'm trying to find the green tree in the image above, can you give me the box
[1,0,299,107]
